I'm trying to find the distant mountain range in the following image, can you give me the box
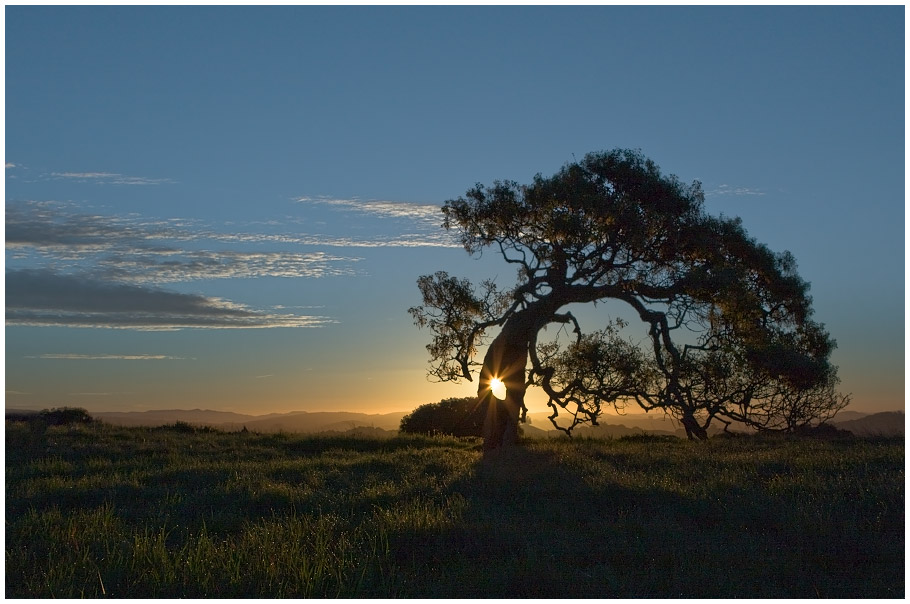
[525,410,904,439]
[523,411,680,438]
[87,409,409,434]
[828,411,904,437]
[6,407,903,438]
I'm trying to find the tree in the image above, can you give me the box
[39,407,94,426]
[399,396,488,437]
[410,149,847,450]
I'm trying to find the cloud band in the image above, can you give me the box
[6,270,334,330]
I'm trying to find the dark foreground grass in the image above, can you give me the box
[6,420,904,598]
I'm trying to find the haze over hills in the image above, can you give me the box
[6,407,902,438]
[88,409,409,434]
[537,411,904,439]
[6,408,905,438]
[829,411,904,437]
[527,411,683,433]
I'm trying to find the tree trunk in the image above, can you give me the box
[681,412,709,440]
[478,313,535,455]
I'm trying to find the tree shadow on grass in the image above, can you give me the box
[378,444,698,598]
[378,442,903,599]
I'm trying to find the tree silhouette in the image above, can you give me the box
[411,149,847,450]
[399,396,488,437]
[39,407,94,426]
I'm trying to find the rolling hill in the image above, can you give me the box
[8,406,901,438]
[88,408,408,433]
[831,411,904,437]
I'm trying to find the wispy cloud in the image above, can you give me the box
[6,270,335,330]
[291,233,457,248]
[297,196,443,225]
[5,195,455,332]
[98,250,363,284]
[295,196,457,247]
[49,172,174,185]
[6,162,16,169]
[5,201,364,280]
[705,184,765,197]
[6,202,175,251]
[6,199,454,289]
[28,354,188,360]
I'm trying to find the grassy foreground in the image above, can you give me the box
[6,420,904,598]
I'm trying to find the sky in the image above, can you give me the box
[4,6,905,418]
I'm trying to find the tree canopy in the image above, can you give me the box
[411,149,848,447]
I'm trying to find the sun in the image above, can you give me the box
[489,377,507,400]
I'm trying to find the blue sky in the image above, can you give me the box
[5,6,904,416]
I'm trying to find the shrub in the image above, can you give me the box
[400,397,489,437]
[39,407,93,426]
[5,410,40,422]
[793,422,854,439]
[156,421,218,434]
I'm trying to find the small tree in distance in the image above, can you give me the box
[399,397,488,438]
[39,407,94,426]
[410,149,848,452]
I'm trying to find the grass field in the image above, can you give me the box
[5,419,904,598]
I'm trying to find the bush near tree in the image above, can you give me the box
[399,397,489,437]
[39,407,94,426]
